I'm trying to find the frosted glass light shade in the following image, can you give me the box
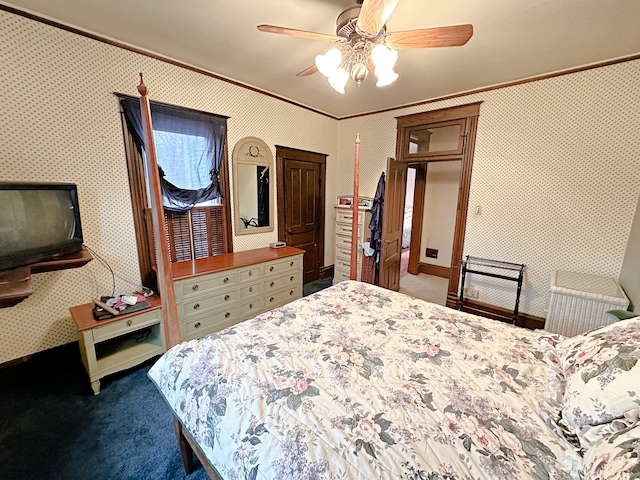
[375,67,399,87]
[315,48,342,77]
[328,67,349,94]
[371,44,398,70]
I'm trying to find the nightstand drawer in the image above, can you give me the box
[176,271,237,301]
[263,257,301,277]
[92,309,161,342]
[336,223,353,236]
[181,289,238,319]
[182,307,239,339]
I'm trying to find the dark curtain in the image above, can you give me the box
[120,97,227,212]
[369,172,386,262]
[257,166,269,227]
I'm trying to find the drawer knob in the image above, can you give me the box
[193,303,200,310]
[249,303,253,309]
[290,276,294,281]
[269,297,274,303]
[249,287,253,293]
[290,261,294,266]
[126,319,133,327]
[192,284,199,291]
[270,281,274,287]
[224,295,230,301]
[223,277,229,283]
[225,312,231,318]
[194,322,201,329]
[249,271,252,276]
[269,266,274,272]
[290,290,294,295]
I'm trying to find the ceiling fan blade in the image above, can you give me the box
[386,24,473,50]
[356,0,400,37]
[296,65,318,77]
[257,24,341,42]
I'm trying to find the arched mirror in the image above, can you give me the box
[232,137,274,235]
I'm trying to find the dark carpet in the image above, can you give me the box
[0,278,333,480]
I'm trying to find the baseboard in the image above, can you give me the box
[319,265,334,280]
[446,294,545,330]
[418,262,451,279]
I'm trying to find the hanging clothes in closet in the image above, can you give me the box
[369,172,385,264]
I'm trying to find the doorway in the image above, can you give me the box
[275,146,327,284]
[399,160,462,305]
[379,103,480,309]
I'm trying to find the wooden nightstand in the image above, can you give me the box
[69,296,164,394]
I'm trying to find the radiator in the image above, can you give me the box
[544,270,629,337]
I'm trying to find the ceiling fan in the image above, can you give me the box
[257,0,473,93]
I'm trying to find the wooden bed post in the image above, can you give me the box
[137,74,181,348]
[350,133,360,280]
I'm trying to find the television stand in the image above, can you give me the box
[0,248,93,307]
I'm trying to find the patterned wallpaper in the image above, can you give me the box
[336,59,640,318]
[0,10,337,363]
[1,8,639,363]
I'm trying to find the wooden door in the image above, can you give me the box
[276,147,326,285]
[379,157,407,291]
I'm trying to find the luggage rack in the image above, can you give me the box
[458,256,525,324]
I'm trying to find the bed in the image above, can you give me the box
[148,280,640,480]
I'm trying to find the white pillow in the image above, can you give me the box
[582,423,640,479]
[556,317,640,434]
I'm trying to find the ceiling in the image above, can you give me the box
[3,0,640,118]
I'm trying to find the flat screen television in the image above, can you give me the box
[0,182,84,271]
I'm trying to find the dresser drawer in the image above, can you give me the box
[240,281,262,298]
[335,257,362,271]
[334,267,351,283]
[238,265,262,283]
[336,210,364,224]
[263,256,301,277]
[336,235,352,248]
[336,223,354,236]
[264,285,300,309]
[176,271,237,301]
[182,307,240,340]
[240,297,263,318]
[92,309,161,342]
[181,289,238,319]
[264,272,300,292]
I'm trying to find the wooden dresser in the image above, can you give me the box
[333,206,372,284]
[171,246,304,341]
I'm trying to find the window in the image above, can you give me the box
[119,96,232,287]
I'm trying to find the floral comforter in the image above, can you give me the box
[148,281,582,480]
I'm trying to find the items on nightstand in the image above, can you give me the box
[92,293,151,320]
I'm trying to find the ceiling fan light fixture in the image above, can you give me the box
[375,67,399,87]
[315,48,342,77]
[350,62,369,86]
[371,44,398,70]
[328,67,349,94]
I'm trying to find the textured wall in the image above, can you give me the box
[337,60,640,317]
[619,195,640,311]
[0,11,337,363]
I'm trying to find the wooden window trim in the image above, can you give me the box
[120,109,232,290]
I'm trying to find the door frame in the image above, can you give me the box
[275,145,327,282]
[394,103,481,308]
